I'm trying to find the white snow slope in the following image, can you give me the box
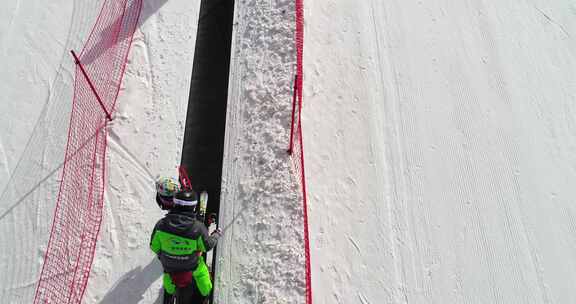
[84,1,200,303]
[1,1,106,302]
[2,0,576,303]
[1,0,199,303]
[305,1,576,304]
[215,1,307,303]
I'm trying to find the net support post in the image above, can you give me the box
[287,74,298,155]
[70,50,112,121]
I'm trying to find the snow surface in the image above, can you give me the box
[304,1,576,303]
[0,1,107,302]
[1,0,199,302]
[215,0,307,303]
[2,0,576,303]
[84,1,200,303]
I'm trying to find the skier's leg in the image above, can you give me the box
[175,283,195,304]
[190,282,207,304]
[192,258,212,297]
[163,273,176,303]
[163,289,174,304]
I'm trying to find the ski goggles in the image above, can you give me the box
[173,198,198,207]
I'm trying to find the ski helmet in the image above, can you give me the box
[173,189,198,207]
[156,177,180,197]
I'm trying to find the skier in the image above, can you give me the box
[150,188,221,304]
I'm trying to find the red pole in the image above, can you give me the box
[70,50,112,120]
[298,119,312,304]
[288,74,298,155]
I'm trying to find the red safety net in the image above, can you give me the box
[33,0,142,303]
[289,0,312,303]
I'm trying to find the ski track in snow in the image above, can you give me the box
[0,139,10,186]
[0,0,197,302]
[84,1,199,303]
[2,0,576,303]
[305,0,576,303]
[0,1,107,302]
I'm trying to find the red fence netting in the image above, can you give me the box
[289,0,312,303]
[33,0,142,303]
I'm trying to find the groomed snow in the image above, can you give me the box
[84,0,201,302]
[1,0,199,302]
[305,1,576,303]
[1,1,108,302]
[2,0,576,303]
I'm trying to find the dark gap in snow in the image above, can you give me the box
[180,0,234,299]
[181,0,234,211]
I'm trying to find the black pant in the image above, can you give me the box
[163,290,174,304]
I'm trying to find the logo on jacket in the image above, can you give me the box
[170,238,188,246]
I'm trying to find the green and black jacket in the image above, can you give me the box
[150,209,218,273]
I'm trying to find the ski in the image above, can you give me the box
[198,190,208,222]
[197,190,219,275]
